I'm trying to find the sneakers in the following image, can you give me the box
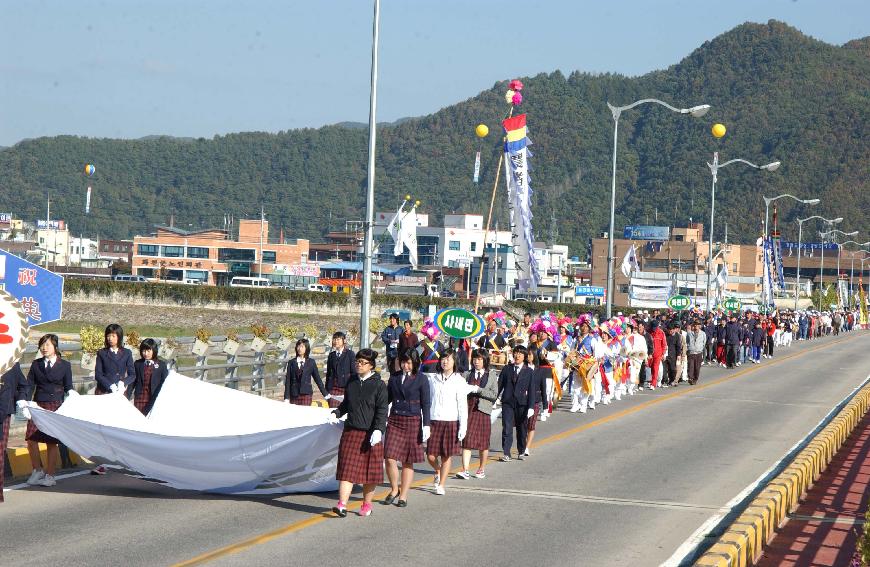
[435,485,445,495]
[91,465,107,476]
[474,469,486,479]
[26,469,45,485]
[38,474,57,487]
[358,503,373,517]
[500,455,511,462]
[455,470,470,480]
[333,500,347,517]
[523,449,530,457]
[433,474,440,488]
[517,454,526,461]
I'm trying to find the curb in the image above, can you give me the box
[6,444,83,478]
[694,380,870,566]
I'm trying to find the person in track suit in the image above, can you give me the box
[23,334,73,487]
[0,362,28,501]
[284,338,328,406]
[495,345,536,462]
[94,323,135,395]
[129,338,169,415]
[325,332,356,409]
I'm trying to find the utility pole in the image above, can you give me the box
[258,205,264,279]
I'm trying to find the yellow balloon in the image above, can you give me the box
[711,123,726,138]
[405,194,411,201]
[475,124,489,138]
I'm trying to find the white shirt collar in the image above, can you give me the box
[45,356,57,366]
[360,371,373,381]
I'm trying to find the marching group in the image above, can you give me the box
[0,306,862,510]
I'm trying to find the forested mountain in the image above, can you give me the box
[1,20,867,255]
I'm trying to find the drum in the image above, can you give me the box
[490,350,508,368]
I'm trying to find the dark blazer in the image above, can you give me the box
[284,358,327,399]
[531,366,550,408]
[94,347,135,393]
[129,359,169,413]
[398,331,418,353]
[325,349,356,391]
[387,371,431,426]
[26,357,73,403]
[497,364,535,408]
[0,363,28,421]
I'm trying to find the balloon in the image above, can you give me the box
[509,79,524,92]
[84,164,95,177]
[505,89,515,104]
[711,123,726,138]
[511,92,523,106]
[475,124,489,138]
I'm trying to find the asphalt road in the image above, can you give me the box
[4,331,869,567]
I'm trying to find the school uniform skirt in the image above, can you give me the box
[527,403,540,432]
[427,419,460,458]
[384,414,424,463]
[288,394,312,406]
[0,416,9,501]
[461,409,491,451]
[328,387,344,409]
[25,400,62,444]
[336,427,384,485]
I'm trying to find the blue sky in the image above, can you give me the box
[1,0,867,146]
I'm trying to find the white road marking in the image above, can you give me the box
[788,514,865,525]
[682,395,830,408]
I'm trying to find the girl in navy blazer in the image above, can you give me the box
[383,348,431,507]
[284,338,328,406]
[129,338,169,415]
[24,334,73,487]
[94,323,135,395]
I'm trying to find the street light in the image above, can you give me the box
[795,216,842,312]
[763,194,819,238]
[604,98,710,319]
[821,229,859,309]
[705,154,780,312]
[841,241,870,308]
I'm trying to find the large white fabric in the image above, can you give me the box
[27,372,342,494]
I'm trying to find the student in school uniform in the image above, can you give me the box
[456,349,498,480]
[24,334,73,487]
[426,349,469,496]
[1,362,28,501]
[93,323,135,475]
[330,349,388,518]
[128,338,169,415]
[382,349,431,508]
[524,350,553,457]
[495,345,535,462]
[284,338,328,406]
[325,332,356,409]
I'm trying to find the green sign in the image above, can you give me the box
[721,297,742,312]
[434,308,485,339]
[667,294,691,311]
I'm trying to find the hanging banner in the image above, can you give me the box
[85,186,92,214]
[472,151,481,184]
[502,113,540,292]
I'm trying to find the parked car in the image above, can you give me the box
[439,290,458,298]
[307,284,329,293]
[113,275,147,283]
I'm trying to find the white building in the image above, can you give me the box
[68,236,101,265]
[36,223,70,267]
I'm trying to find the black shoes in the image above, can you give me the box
[395,499,407,508]
[381,492,398,505]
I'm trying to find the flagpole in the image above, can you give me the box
[474,107,513,314]
[359,0,380,349]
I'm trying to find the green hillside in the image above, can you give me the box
[1,20,867,256]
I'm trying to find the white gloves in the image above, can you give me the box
[370,430,382,446]
[326,412,340,424]
[457,428,466,441]
[324,394,332,400]
[284,399,290,404]
[17,400,32,420]
[67,390,79,397]
[111,382,125,394]
[492,398,501,409]
[109,383,119,393]
[422,425,431,442]
[527,408,535,418]
[470,385,481,394]
[16,400,28,410]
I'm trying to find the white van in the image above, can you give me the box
[229,277,271,288]
[307,284,328,293]
[113,275,147,283]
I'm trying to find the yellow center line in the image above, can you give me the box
[172,333,860,566]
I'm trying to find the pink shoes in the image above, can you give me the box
[358,502,373,517]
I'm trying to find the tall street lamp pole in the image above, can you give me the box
[795,216,842,312]
[839,241,870,308]
[604,98,710,319]
[763,194,819,238]
[706,155,780,312]
[822,229,860,309]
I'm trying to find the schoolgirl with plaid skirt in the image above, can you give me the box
[457,349,498,480]
[129,339,169,415]
[425,349,469,496]
[330,349,388,518]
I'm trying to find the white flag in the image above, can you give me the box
[388,204,405,256]
[715,263,728,289]
[620,245,639,278]
[401,206,419,269]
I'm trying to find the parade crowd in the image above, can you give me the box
[0,307,863,512]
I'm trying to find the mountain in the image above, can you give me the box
[1,20,867,256]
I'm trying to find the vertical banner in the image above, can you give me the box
[762,237,774,308]
[472,151,481,184]
[502,114,540,291]
[85,186,92,214]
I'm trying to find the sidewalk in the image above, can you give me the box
[757,412,870,566]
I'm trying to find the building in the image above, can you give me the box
[36,220,70,267]
[98,239,135,264]
[68,237,100,265]
[590,224,764,308]
[132,220,309,285]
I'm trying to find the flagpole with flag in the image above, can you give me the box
[620,245,639,278]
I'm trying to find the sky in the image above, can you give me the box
[1,0,868,147]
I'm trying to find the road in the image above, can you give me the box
[4,331,869,567]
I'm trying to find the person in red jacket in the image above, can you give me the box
[648,320,667,389]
